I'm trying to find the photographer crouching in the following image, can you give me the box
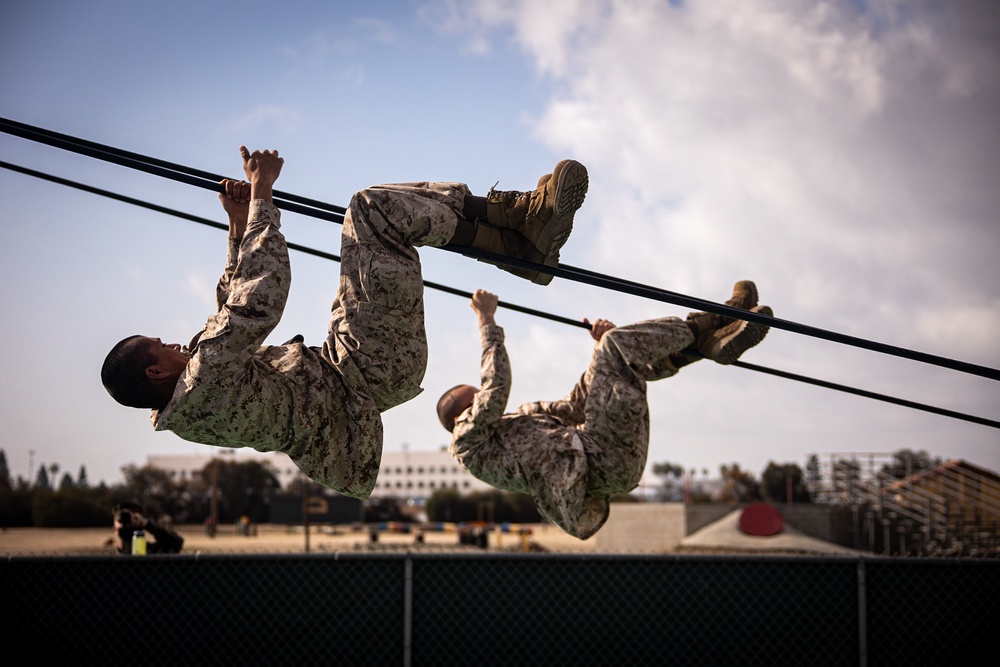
[109,502,185,555]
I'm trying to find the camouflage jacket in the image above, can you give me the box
[449,324,609,539]
[152,201,383,498]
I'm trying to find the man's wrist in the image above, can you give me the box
[251,182,274,202]
[228,218,247,239]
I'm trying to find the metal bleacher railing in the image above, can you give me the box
[808,454,1000,557]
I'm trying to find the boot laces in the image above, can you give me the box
[487,186,529,205]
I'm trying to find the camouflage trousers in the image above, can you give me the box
[324,182,467,412]
[575,317,695,495]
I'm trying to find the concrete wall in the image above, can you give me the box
[779,504,856,545]
[685,502,856,548]
[684,503,737,534]
[595,502,856,552]
[593,502,687,552]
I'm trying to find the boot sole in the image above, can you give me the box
[479,253,557,286]
[710,306,772,364]
[519,254,558,286]
[534,160,589,256]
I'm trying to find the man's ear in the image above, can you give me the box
[145,365,168,381]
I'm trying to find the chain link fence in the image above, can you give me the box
[5,552,996,666]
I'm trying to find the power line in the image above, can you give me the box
[1,116,998,384]
[3,158,996,431]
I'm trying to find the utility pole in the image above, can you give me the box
[402,441,410,505]
[301,472,310,553]
[210,458,219,537]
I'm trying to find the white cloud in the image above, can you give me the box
[445,0,1000,472]
[459,0,998,343]
[4,0,997,487]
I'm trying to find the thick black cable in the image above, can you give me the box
[3,158,996,431]
[455,246,1000,382]
[0,160,340,262]
[732,361,1000,429]
[0,160,577,326]
[2,115,998,383]
[554,262,1000,382]
[0,116,346,218]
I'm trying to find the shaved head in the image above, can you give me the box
[436,384,478,432]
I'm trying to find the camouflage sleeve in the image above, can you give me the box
[216,237,242,311]
[195,200,291,364]
[513,374,587,424]
[450,324,510,449]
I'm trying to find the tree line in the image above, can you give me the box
[0,449,289,528]
[0,448,942,528]
[649,449,943,504]
[0,449,543,528]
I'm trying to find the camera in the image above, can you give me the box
[115,509,132,526]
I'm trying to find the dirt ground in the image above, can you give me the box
[0,522,597,557]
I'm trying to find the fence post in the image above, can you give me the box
[857,560,868,667]
[404,556,413,667]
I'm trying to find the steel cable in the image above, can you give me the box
[1,116,997,385]
[3,158,996,430]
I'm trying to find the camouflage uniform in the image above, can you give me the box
[154,183,465,498]
[450,318,694,539]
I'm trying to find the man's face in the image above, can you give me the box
[143,337,190,376]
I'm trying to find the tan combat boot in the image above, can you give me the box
[698,304,772,364]
[470,224,559,285]
[685,280,759,335]
[486,159,589,258]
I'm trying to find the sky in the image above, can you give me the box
[1,0,998,489]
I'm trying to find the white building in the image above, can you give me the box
[369,448,494,501]
[146,447,493,501]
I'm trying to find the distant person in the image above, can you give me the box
[108,502,184,554]
[101,146,589,499]
[437,285,772,539]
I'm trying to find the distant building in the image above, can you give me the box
[146,449,690,508]
[369,448,494,503]
[146,447,494,502]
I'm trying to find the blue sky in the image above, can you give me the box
[1,0,998,488]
